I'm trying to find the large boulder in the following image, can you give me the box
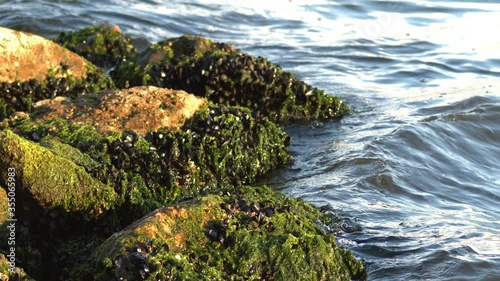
[0,26,114,119]
[75,185,366,281]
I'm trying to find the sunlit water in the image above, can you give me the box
[1,0,499,280]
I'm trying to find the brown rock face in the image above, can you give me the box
[33,86,207,135]
[0,26,92,83]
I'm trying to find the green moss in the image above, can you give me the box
[75,185,366,281]
[0,130,118,214]
[54,25,136,68]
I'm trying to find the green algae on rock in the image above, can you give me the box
[0,26,114,120]
[6,86,290,214]
[0,130,118,214]
[75,185,366,281]
[0,86,292,279]
[0,130,119,280]
[54,22,136,69]
[113,34,350,122]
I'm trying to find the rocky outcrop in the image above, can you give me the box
[1,85,292,279]
[0,25,364,281]
[9,86,291,210]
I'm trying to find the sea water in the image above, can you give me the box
[1,0,499,280]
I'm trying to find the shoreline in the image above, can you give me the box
[0,24,365,281]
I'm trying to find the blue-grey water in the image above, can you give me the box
[1,0,499,280]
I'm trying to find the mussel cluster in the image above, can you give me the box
[0,71,113,120]
[219,194,278,234]
[54,25,136,69]
[150,53,349,122]
[114,35,350,122]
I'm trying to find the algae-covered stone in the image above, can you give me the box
[8,89,290,212]
[2,93,292,279]
[54,22,136,68]
[0,130,117,214]
[76,185,366,281]
[113,34,350,122]
[0,26,114,119]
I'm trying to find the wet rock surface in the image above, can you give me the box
[0,25,364,280]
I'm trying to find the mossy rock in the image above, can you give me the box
[0,26,115,120]
[0,96,292,280]
[0,130,120,280]
[6,102,290,212]
[75,185,365,281]
[113,35,350,122]
[54,22,136,69]
[0,130,118,214]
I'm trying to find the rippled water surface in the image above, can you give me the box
[1,0,499,280]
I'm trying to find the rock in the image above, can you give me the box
[75,185,366,281]
[0,26,114,119]
[1,101,292,279]
[0,130,117,214]
[32,86,207,135]
[113,34,350,122]
[0,26,362,281]
[53,22,136,68]
[0,26,90,83]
